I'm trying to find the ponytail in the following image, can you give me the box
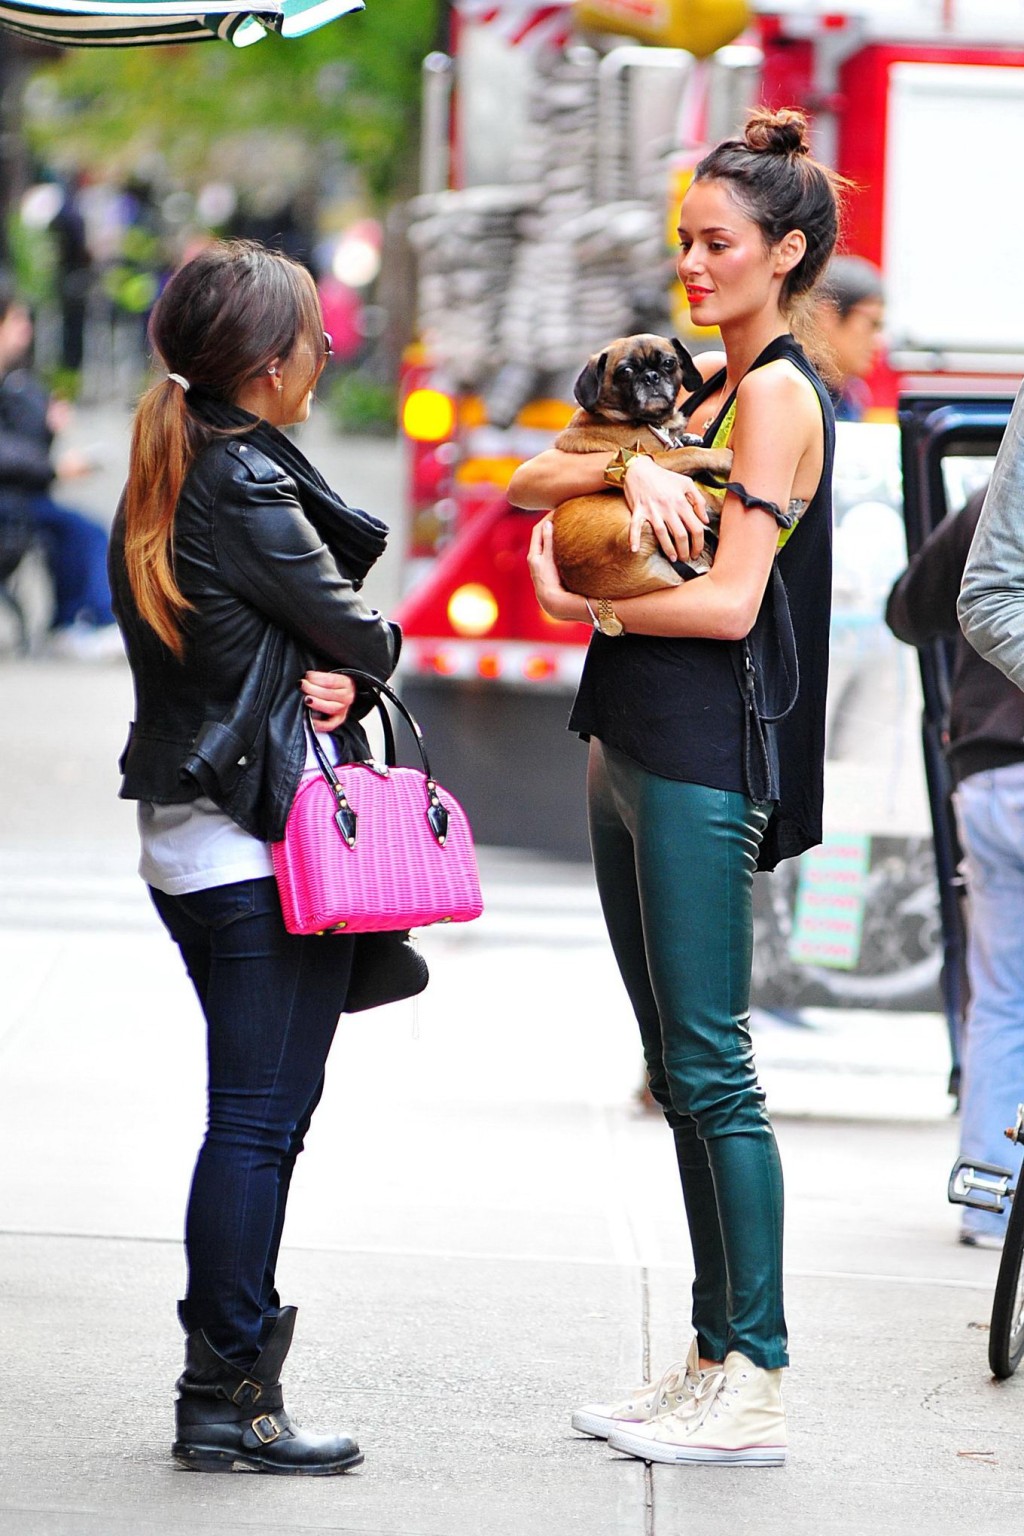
[122,378,198,658]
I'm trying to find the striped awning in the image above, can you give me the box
[0,0,362,47]
[454,2,572,50]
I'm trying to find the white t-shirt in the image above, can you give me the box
[139,729,337,896]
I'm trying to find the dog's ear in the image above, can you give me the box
[574,352,607,414]
[672,339,705,395]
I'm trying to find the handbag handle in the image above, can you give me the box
[302,669,451,848]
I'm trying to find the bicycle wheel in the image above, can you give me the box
[989,1176,1024,1378]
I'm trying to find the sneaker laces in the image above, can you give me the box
[613,1357,693,1417]
[669,1364,728,1427]
[651,1359,691,1402]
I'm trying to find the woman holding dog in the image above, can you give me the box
[512,107,841,1466]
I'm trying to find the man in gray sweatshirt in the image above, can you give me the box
[960,385,1024,685]
[957,390,1024,1241]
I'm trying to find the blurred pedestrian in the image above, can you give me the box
[513,107,842,1466]
[50,174,93,375]
[110,239,400,1473]
[886,484,1024,1247]
[317,274,365,367]
[815,254,885,422]
[0,273,121,659]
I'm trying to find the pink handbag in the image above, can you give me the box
[271,672,483,936]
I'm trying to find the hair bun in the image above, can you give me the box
[743,107,811,158]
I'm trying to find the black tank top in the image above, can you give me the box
[568,334,834,871]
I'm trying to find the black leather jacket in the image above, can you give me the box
[109,434,399,842]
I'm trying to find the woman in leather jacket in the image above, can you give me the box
[109,240,399,1475]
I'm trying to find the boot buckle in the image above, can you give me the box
[231,1378,262,1407]
[251,1412,283,1444]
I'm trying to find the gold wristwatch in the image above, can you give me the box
[595,598,625,638]
[603,443,649,489]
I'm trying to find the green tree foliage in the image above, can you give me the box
[26,0,442,203]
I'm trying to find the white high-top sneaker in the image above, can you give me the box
[571,1338,707,1440]
[606,1349,786,1466]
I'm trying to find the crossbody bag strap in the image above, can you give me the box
[751,567,799,725]
[706,390,801,716]
[701,399,801,536]
[709,393,802,800]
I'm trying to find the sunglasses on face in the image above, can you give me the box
[262,332,334,378]
[288,332,334,360]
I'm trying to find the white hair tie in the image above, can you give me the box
[167,372,190,392]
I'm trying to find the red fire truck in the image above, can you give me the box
[394,0,1024,862]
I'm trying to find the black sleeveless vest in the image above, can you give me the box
[568,333,834,872]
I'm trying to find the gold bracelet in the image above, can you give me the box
[603,443,649,489]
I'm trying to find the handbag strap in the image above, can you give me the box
[302,670,452,848]
[329,669,432,773]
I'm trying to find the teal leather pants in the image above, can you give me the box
[587,740,787,1369]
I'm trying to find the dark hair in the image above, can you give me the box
[694,107,847,311]
[0,271,17,324]
[150,238,323,404]
[123,238,324,656]
[819,254,884,318]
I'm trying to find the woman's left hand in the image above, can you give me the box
[624,456,709,560]
[301,669,357,732]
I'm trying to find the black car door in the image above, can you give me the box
[898,393,1014,1087]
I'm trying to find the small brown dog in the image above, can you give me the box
[550,333,732,599]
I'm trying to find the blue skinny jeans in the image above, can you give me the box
[150,876,354,1365]
[587,741,787,1369]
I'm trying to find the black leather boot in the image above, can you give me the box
[173,1306,363,1474]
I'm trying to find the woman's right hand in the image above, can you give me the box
[527,517,579,622]
[624,456,709,561]
[301,669,357,732]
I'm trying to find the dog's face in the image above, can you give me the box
[572,334,703,424]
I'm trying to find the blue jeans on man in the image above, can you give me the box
[30,493,115,629]
[954,761,1024,1244]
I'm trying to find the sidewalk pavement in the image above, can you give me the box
[2,424,1022,1534]
[0,821,1018,1532]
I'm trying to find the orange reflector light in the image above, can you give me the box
[477,654,501,679]
[523,654,557,681]
[423,649,457,676]
[447,583,499,638]
[454,456,523,488]
[403,388,456,443]
[516,398,576,431]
